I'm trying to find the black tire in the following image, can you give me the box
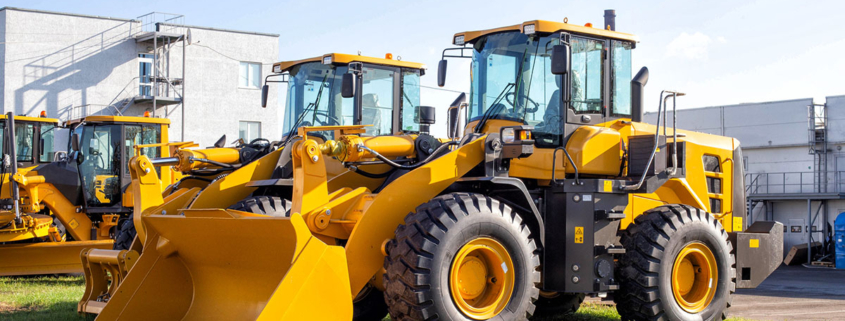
[383,193,540,320]
[614,205,735,321]
[228,196,291,217]
[352,284,388,321]
[531,292,585,317]
[113,217,136,250]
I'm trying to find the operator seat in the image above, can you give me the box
[361,93,382,136]
[535,76,563,145]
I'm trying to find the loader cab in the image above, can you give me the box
[0,115,61,168]
[67,116,170,211]
[441,21,638,147]
[266,53,427,141]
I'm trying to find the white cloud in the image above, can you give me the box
[666,32,713,60]
[717,36,727,43]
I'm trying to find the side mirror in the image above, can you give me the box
[551,45,570,75]
[341,73,356,98]
[71,134,79,152]
[437,60,448,87]
[213,135,226,148]
[261,84,269,108]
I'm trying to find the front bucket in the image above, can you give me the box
[97,211,353,321]
[0,240,113,276]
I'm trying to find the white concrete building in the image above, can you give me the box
[646,94,845,260]
[0,7,281,148]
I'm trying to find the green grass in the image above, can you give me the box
[0,275,89,321]
[1,275,754,321]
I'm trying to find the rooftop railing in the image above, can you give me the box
[137,12,185,33]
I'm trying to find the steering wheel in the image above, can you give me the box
[505,92,540,113]
[312,110,341,126]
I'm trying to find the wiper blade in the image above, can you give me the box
[475,47,531,133]
[475,83,514,133]
[310,73,331,125]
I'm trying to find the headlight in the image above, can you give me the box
[322,56,332,65]
[273,65,281,73]
[502,128,515,143]
[454,35,465,45]
[523,24,536,35]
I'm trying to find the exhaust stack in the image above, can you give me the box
[631,67,649,122]
[604,9,616,31]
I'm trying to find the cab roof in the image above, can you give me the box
[0,115,60,124]
[65,115,170,126]
[273,53,427,73]
[453,19,638,45]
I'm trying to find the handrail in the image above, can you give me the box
[745,171,843,195]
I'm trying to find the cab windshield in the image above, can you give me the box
[283,61,422,139]
[283,62,351,140]
[469,32,561,144]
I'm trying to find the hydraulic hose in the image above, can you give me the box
[348,166,396,179]
[357,141,459,170]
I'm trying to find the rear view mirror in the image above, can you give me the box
[551,45,570,75]
[341,73,356,98]
[213,135,226,148]
[71,134,80,152]
[437,60,448,87]
[261,85,269,108]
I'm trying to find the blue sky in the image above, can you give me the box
[8,0,845,112]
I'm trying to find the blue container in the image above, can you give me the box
[836,213,845,269]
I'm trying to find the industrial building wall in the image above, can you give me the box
[148,24,280,147]
[645,98,813,148]
[1,9,140,120]
[825,95,845,143]
[0,11,5,107]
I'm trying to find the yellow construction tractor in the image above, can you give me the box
[90,15,782,321]
[77,53,433,316]
[0,115,178,275]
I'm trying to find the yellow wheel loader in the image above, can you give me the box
[77,53,434,317]
[0,115,179,276]
[0,112,62,247]
[90,15,782,319]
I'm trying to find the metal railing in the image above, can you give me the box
[745,171,845,195]
[137,12,185,33]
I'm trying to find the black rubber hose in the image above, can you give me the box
[350,166,396,179]
[361,141,459,170]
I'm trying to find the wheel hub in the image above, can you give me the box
[449,237,515,320]
[672,242,718,313]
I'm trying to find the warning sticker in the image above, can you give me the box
[603,180,613,192]
[749,239,759,248]
[68,218,79,229]
[574,226,584,244]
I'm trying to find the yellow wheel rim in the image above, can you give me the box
[449,237,515,320]
[671,242,718,313]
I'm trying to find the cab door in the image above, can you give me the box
[564,35,608,136]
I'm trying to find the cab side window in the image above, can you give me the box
[569,37,604,114]
[360,66,396,136]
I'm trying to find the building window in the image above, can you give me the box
[239,121,261,142]
[139,54,154,96]
[239,62,261,88]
